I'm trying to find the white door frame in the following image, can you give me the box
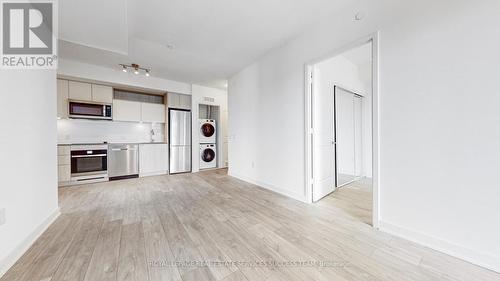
[304,32,380,228]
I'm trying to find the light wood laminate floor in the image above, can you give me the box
[320,179,373,225]
[2,169,499,281]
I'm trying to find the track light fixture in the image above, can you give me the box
[119,63,151,77]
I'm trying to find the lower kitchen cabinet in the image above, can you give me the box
[139,143,168,177]
[58,165,71,183]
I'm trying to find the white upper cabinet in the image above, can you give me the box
[68,81,113,103]
[91,84,113,103]
[113,99,141,122]
[167,92,191,110]
[179,94,192,109]
[57,79,69,118]
[68,81,92,101]
[167,92,179,108]
[141,103,166,123]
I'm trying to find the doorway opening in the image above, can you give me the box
[305,36,379,227]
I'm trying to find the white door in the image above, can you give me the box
[312,69,336,202]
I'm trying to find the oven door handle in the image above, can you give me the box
[71,154,107,158]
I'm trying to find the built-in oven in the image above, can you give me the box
[69,100,112,120]
[70,144,109,184]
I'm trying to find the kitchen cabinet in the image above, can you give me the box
[57,79,69,118]
[167,92,191,110]
[179,94,192,109]
[68,81,92,101]
[58,165,71,183]
[57,145,71,186]
[113,99,141,122]
[139,143,169,177]
[91,84,113,103]
[141,103,166,123]
[167,92,179,108]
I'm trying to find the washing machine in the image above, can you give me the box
[199,119,216,144]
[200,144,217,170]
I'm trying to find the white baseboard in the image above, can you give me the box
[0,208,61,278]
[379,221,500,274]
[139,170,168,178]
[228,171,307,203]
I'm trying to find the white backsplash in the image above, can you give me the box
[57,119,165,144]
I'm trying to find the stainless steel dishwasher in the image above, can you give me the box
[108,144,139,180]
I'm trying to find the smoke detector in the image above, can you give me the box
[355,12,365,21]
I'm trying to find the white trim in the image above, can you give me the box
[228,171,308,203]
[139,171,168,178]
[379,221,500,273]
[304,32,381,229]
[304,64,314,203]
[0,208,61,278]
[371,32,381,229]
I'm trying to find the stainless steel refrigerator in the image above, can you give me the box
[169,109,192,174]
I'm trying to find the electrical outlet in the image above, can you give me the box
[0,208,6,226]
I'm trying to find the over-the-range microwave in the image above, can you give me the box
[68,100,112,120]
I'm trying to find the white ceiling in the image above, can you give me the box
[58,0,352,89]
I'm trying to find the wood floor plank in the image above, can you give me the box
[0,215,74,281]
[141,205,182,281]
[220,270,248,281]
[51,210,105,281]
[83,220,122,281]
[117,222,149,281]
[180,266,215,281]
[16,214,83,281]
[2,169,499,281]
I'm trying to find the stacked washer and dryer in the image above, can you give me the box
[199,119,217,169]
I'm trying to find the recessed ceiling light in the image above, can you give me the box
[166,44,175,50]
[145,70,150,77]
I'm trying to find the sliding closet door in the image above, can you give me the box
[354,95,363,177]
[335,86,363,187]
[335,87,356,186]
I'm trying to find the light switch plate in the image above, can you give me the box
[0,208,5,226]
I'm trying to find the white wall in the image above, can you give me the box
[58,59,192,94]
[57,119,165,144]
[0,70,59,276]
[191,85,228,172]
[228,0,500,272]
